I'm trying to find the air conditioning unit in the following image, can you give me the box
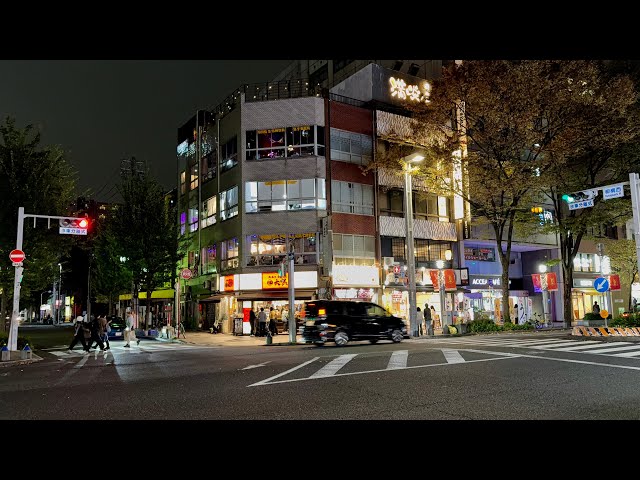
[383,257,395,267]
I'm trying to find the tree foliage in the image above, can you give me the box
[600,237,639,311]
[0,117,76,325]
[103,164,183,328]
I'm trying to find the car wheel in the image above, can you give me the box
[369,339,379,344]
[391,329,403,343]
[334,330,349,346]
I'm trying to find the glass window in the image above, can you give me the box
[201,196,216,228]
[201,150,217,183]
[389,190,404,214]
[392,238,405,260]
[333,233,376,266]
[221,238,239,270]
[331,180,374,216]
[190,164,198,190]
[220,186,238,221]
[364,304,387,317]
[329,128,372,165]
[220,137,238,173]
[246,125,324,160]
[180,211,186,236]
[201,244,217,274]
[180,171,186,195]
[188,207,198,233]
[245,178,325,213]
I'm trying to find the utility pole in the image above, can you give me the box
[629,173,640,280]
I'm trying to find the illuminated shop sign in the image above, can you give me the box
[389,77,431,103]
[469,275,503,288]
[262,272,289,290]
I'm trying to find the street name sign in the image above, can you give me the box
[603,184,625,200]
[569,199,594,210]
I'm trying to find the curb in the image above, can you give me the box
[0,353,44,368]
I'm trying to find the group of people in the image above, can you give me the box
[68,309,139,353]
[248,306,289,337]
[68,312,111,353]
[417,303,438,336]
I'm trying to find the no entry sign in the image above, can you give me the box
[9,249,25,264]
[180,268,193,280]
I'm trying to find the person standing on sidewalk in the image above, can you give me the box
[257,308,267,337]
[424,303,433,336]
[249,309,257,336]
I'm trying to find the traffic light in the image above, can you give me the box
[531,206,543,214]
[59,217,90,235]
[562,194,575,203]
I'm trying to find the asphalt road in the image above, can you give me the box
[3,331,640,420]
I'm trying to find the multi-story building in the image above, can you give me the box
[176,60,630,332]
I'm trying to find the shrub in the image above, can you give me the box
[582,312,610,321]
[611,315,640,328]
[0,333,34,350]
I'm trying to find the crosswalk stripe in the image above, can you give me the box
[310,354,357,378]
[441,349,466,364]
[530,341,599,349]
[386,350,408,370]
[610,350,640,358]
[580,345,640,354]
[552,342,630,351]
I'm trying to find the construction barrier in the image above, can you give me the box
[572,326,640,337]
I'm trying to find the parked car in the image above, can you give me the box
[300,300,408,346]
[107,316,126,340]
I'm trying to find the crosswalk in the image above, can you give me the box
[47,341,205,358]
[442,335,640,359]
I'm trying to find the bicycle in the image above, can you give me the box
[177,322,186,339]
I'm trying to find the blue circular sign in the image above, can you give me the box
[593,277,610,293]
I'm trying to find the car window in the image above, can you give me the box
[346,303,366,316]
[363,304,387,317]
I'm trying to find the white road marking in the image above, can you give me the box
[386,350,408,370]
[249,357,320,387]
[551,342,626,351]
[441,349,466,364]
[250,354,520,387]
[530,341,601,349]
[242,362,271,370]
[310,354,357,378]
[579,345,640,354]
[610,350,640,358]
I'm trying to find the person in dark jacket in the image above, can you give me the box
[68,315,90,353]
[87,315,105,351]
[249,309,257,336]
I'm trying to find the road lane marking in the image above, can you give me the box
[250,354,521,387]
[249,357,320,387]
[552,342,628,351]
[442,349,466,364]
[310,354,358,378]
[610,350,640,358]
[530,341,600,349]
[386,350,408,370]
[579,345,640,354]
[242,362,271,370]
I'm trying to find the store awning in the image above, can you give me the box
[235,289,317,300]
[119,289,175,301]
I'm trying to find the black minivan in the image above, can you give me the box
[301,300,408,346]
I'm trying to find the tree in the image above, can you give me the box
[378,61,616,324]
[0,117,76,328]
[108,161,182,329]
[539,62,640,325]
[600,238,639,311]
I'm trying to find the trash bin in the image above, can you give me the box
[233,317,244,336]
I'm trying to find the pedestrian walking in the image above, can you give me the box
[124,310,140,347]
[257,308,267,337]
[88,314,106,351]
[424,303,433,336]
[68,315,90,353]
[96,314,110,350]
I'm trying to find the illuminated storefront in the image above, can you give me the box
[331,264,380,303]
[464,274,531,324]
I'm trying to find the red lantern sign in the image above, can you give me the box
[609,274,621,291]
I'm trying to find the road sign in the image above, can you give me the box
[9,249,25,263]
[603,184,624,200]
[59,227,87,235]
[568,199,594,210]
[180,268,193,280]
[600,309,609,319]
[593,277,610,293]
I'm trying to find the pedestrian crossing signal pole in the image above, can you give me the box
[9,207,25,352]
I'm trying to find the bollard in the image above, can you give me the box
[1,344,9,361]
[265,331,272,345]
[20,344,32,360]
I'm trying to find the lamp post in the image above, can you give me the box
[539,264,549,326]
[402,154,424,338]
[57,262,62,323]
[436,249,453,332]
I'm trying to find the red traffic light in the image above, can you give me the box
[78,218,89,228]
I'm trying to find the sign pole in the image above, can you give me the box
[9,207,25,352]
[288,247,296,344]
[629,173,640,286]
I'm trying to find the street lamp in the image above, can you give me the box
[402,153,424,338]
[538,264,549,326]
[436,249,453,332]
[57,263,62,324]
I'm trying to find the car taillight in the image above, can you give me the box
[318,308,326,315]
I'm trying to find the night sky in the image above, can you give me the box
[0,60,291,201]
